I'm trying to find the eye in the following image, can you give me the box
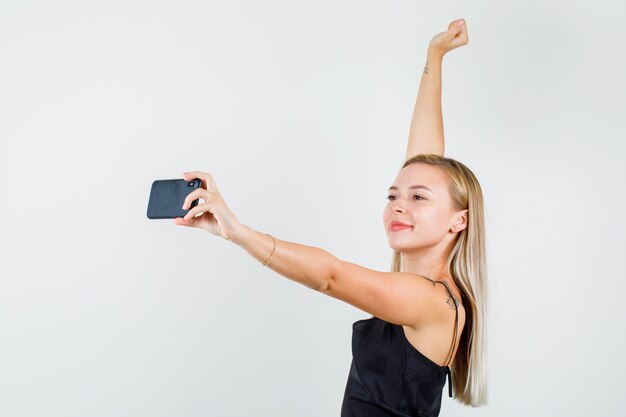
[387,195,425,201]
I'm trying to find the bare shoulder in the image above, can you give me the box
[424,278,466,324]
[402,278,466,366]
[409,275,467,328]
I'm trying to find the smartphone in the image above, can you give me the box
[146,178,202,219]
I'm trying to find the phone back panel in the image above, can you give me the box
[146,178,201,219]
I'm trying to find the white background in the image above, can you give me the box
[1,0,625,416]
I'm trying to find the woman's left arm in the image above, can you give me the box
[177,171,441,325]
[232,225,334,292]
[175,170,335,292]
[232,224,446,327]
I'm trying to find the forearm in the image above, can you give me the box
[405,49,445,160]
[231,225,335,292]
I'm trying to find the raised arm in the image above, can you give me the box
[405,18,469,161]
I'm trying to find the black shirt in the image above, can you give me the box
[340,282,459,417]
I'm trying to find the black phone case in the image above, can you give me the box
[146,178,202,219]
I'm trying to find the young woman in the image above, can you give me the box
[174,17,488,415]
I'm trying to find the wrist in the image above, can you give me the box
[427,47,445,62]
[230,223,252,246]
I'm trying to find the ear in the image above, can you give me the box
[451,209,468,232]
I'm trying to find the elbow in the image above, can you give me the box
[316,278,331,292]
[316,253,337,292]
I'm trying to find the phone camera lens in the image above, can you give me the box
[188,181,195,187]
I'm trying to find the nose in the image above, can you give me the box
[392,203,406,214]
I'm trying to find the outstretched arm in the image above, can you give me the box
[232,224,449,327]
[405,18,469,161]
[175,171,452,328]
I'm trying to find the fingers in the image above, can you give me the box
[182,201,213,222]
[447,20,464,38]
[448,18,464,31]
[447,18,468,46]
[176,170,223,228]
[174,216,195,227]
[182,187,210,210]
[182,171,215,191]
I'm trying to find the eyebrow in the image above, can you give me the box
[388,185,433,194]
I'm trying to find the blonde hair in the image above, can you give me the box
[390,154,489,406]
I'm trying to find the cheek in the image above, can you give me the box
[410,210,444,232]
[382,213,389,228]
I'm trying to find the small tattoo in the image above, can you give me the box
[423,62,429,74]
[424,277,458,309]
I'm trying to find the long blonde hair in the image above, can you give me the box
[390,154,489,406]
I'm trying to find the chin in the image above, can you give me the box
[387,239,418,252]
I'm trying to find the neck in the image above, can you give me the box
[400,235,458,283]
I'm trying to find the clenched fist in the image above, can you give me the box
[428,18,469,57]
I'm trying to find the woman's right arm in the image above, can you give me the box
[405,49,446,160]
[405,19,469,161]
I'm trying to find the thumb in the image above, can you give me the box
[173,215,200,228]
[448,19,465,36]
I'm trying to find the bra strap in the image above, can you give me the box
[419,276,460,398]
[439,281,459,398]
[439,281,459,367]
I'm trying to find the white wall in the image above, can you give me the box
[1,0,625,416]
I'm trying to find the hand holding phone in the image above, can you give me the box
[149,171,244,241]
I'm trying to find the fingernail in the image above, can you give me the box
[456,19,464,26]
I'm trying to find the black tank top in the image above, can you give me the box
[340,281,460,417]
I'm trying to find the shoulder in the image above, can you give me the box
[414,277,465,329]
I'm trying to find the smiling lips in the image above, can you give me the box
[389,221,413,231]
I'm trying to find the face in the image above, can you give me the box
[383,163,464,252]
